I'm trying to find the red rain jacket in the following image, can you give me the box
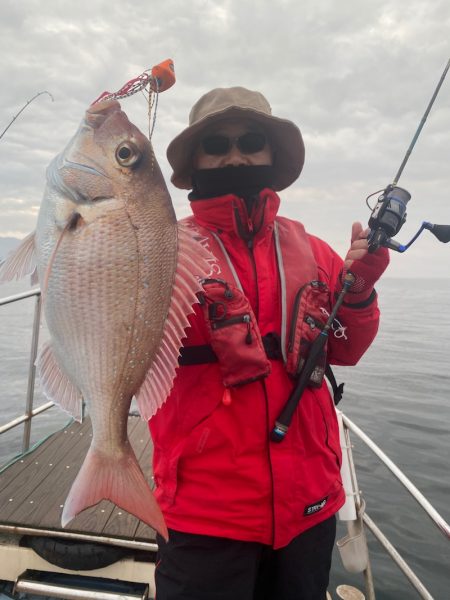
[149,189,380,549]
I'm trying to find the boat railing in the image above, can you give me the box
[0,288,54,454]
[340,412,449,599]
[342,414,450,540]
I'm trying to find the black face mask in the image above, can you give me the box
[190,165,275,203]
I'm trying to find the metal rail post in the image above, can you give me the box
[22,292,42,453]
[342,423,377,600]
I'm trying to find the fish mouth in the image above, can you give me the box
[85,99,122,129]
[88,98,121,115]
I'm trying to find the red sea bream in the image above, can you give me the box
[0,99,213,539]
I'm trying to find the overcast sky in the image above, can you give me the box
[0,0,449,278]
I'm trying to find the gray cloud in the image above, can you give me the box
[1,0,449,275]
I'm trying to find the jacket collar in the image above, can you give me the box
[189,188,281,240]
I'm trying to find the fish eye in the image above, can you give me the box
[115,142,141,167]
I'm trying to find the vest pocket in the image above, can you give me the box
[201,279,271,387]
[286,280,330,386]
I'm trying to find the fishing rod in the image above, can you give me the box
[271,60,450,444]
[367,58,450,253]
[0,91,54,142]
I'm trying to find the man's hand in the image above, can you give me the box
[343,222,390,296]
[344,222,370,269]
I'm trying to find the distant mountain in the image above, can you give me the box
[0,237,20,261]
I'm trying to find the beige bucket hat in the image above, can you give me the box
[167,86,305,191]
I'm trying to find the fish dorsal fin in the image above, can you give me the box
[0,231,37,283]
[37,342,83,422]
[136,222,215,420]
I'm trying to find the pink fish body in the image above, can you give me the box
[0,100,213,539]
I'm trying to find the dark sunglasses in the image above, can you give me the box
[201,132,267,156]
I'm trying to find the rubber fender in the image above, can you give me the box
[25,536,129,570]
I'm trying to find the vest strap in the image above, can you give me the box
[324,364,345,406]
[178,344,218,366]
[178,339,344,406]
[179,332,283,366]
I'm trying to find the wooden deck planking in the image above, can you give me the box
[0,415,157,542]
[0,418,90,498]
[2,421,94,526]
[0,418,92,522]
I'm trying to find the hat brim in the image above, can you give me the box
[167,106,305,191]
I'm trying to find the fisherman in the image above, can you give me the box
[149,87,389,600]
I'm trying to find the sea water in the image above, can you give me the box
[0,277,449,599]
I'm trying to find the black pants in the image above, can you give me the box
[155,516,336,600]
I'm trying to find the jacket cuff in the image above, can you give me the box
[340,288,377,309]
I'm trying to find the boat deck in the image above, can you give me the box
[0,415,156,544]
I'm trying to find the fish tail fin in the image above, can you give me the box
[61,445,168,540]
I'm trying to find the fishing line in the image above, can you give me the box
[146,78,160,141]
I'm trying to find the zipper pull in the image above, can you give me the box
[305,315,316,329]
[224,283,233,299]
[244,315,252,344]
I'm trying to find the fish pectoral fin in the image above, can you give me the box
[136,222,215,420]
[62,446,168,540]
[0,231,38,284]
[37,342,83,421]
